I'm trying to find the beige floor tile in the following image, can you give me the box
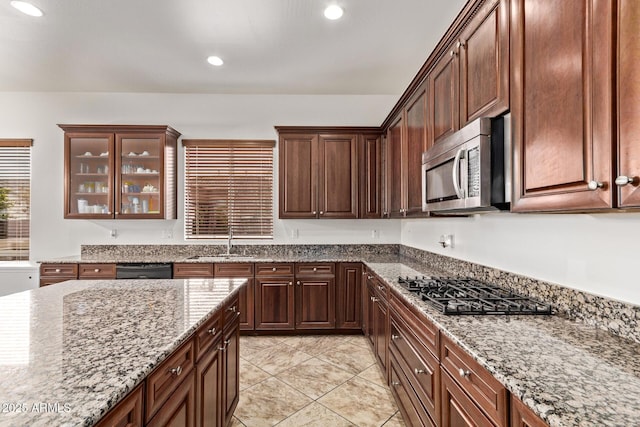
[245,344,314,375]
[229,416,247,426]
[280,335,349,356]
[276,402,355,427]
[235,377,312,427]
[240,336,284,354]
[357,364,388,388]
[276,357,355,399]
[382,411,406,426]
[343,335,371,349]
[317,377,399,427]
[317,341,377,375]
[239,358,271,391]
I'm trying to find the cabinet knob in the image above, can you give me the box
[55,268,61,273]
[456,41,461,49]
[227,305,236,313]
[378,285,384,291]
[94,268,100,273]
[170,366,183,376]
[391,334,400,341]
[289,281,293,286]
[414,368,425,375]
[367,275,372,280]
[371,297,379,303]
[320,211,324,215]
[296,281,301,285]
[272,267,277,272]
[458,368,471,378]
[587,181,604,190]
[391,381,401,387]
[313,267,317,272]
[450,50,455,57]
[207,327,216,335]
[313,211,317,215]
[615,175,636,186]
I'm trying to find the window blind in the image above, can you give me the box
[183,140,275,239]
[0,139,31,261]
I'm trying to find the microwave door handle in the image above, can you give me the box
[452,148,465,199]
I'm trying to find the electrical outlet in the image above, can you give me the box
[371,229,379,239]
[290,228,299,239]
[110,229,118,238]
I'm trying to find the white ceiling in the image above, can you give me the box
[0,0,467,95]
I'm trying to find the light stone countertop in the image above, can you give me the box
[0,278,246,427]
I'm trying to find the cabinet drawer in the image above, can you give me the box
[78,263,116,279]
[95,384,143,427]
[145,338,195,422]
[255,263,294,277]
[173,263,214,278]
[511,395,549,427]
[214,263,254,277]
[390,314,440,424]
[369,274,388,303]
[295,262,335,277]
[441,368,495,427]
[440,334,507,427]
[390,290,439,358]
[389,354,436,427]
[195,310,222,362]
[40,263,78,278]
[223,295,241,327]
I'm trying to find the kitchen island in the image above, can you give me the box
[0,278,245,427]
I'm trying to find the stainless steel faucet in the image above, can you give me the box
[226,230,233,255]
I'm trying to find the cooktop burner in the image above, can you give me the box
[398,276,552,315]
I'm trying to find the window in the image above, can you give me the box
[0,139,32,261]
[183,140,275,239]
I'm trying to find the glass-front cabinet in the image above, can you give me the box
[60,125,180,219]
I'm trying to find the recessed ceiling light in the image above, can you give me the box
[207,56,224,66]
[10,1,43,17]
[324,4,343,20]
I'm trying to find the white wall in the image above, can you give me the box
[401,213,640,306]
[0,92,399,268]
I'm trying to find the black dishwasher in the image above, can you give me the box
[115,263,173,279]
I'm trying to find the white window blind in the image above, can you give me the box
[183,140,275,239]
[0,139,31,261]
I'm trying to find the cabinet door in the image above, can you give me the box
[617,0,640,208]
[295,277,335,329]
[173,263,215,279]
[146,372,196,427]
[386,115,404,218]
[459,0,509,125]
[336,263,362,329]
[278,133,318,218]
[510,0,614,211]
[359,134,382,218]
[237,279,255,331]
[429,43,460,146]
[365,281,375,347]
[95,384,143,427]
[373,296,388,372]
[221,318,240,426]
[441,369,494,427]
[195,341,221,427]
[405,82,428,216]
[64,132,114,219]
[511,395,549,427]
[318,134,358,218]
[254,278,295,330]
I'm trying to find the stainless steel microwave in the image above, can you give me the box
[421,114,510,214]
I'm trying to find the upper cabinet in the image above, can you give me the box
[429,0,509,147]
[510,0,615,211]
[60,125,180,219]
[277,127,381,219]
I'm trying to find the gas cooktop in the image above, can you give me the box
[398,276,553,315]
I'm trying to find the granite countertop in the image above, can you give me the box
[0,278,245,427]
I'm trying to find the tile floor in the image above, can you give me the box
[232,334,406,427]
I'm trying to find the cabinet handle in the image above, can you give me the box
[313,211,317,215]
[272,267,277,272]
[94,268,100,273]
[208,327,216,335]
[296,281,301,285]
[320,211,324,215]
[391,334,400,341]
[170,366,183,376]
[587,181,604,190]
[378,285,384,291]
[367,275,373,280]
[615,175,636,186]
[55,268,61,273]
[391,381,401,387]
[313,267,317,272]
[372,297,379,303]
[227,305,236,313]
[219,339,231,352]
[458,368,471,378]
[414,368,425,375]
[289,281,293,286]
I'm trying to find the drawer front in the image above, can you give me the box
[223,295,241,327]
[390,315,440,423]
[40,263,78,278]
[390,291,439,357]
[145,338,195,422]
[214,263,254,277]
[440,334,507,427]
[95,384,143,427]
[389,354,436,427]
[441,368,496,427]
[195,311,223,362]
[255,263,294,277]
[295,262,335,277]
[173,263,214,278]
[78,263,116,279]
[369,274,388,303]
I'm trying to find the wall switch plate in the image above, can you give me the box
[110,229,118,238]
[290,229,299,239]
[439,234,454,248]
[371,229,379,239]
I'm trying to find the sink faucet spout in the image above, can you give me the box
[227,230,233,255]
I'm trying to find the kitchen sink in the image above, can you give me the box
[186,254,255,261]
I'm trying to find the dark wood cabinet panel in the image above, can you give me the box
[405,82,428,216]
[195,311,222,362]
[617,0,640,208]
[146,371,196,427]
[221,316,240,426]
[278,133,318,218]
[78,263,116,279]
[255,263,294,277]
[237,280,254,331]
[359,134,383,218]
[254,278,295,330]
[385,115,404,218]
[195,341,221,427]
[173,263,214,279]
[95,384,143,427]
[459,0,509,125]
[318,134,359,218]
[336,263,362,330]
[511,395,549,427]
[441,369,494,427]
[510,0,614,211]
[389,355,436,427]
[429,43,460,146]
[39,263,78,287]
[295,278,335,329]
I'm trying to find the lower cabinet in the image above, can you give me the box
[39,263,78,286]
[221,313,240,425]
[255,274,295,330]
[511,395,549,427]
[389,355,436,427]
[146,372,196,427]
[94,384,144,427]
[295,263,336,329]
[336,263,362,330]
[440,369,494,427]
[363,271,389,376]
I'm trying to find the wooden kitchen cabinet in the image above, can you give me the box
[390,355,436,427]
[429,44,459,147]
[364,273,389,375]
[78,263,116,279]
[510,0,615,212]
[94,384,143,427]
[441,369,495,427]
[336,263,362,330]
[385,114,404,218]
[146,372,196,427]
[254,263,295,330]
[195,333,222,427]
[39,263,78,287]
[60,124,180,220]
[359,133,383,218]
[511,395,549,427]
[214,263,255,331]
[295,263,336,329]
[173,263,214,279]
[220,310,240,426]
